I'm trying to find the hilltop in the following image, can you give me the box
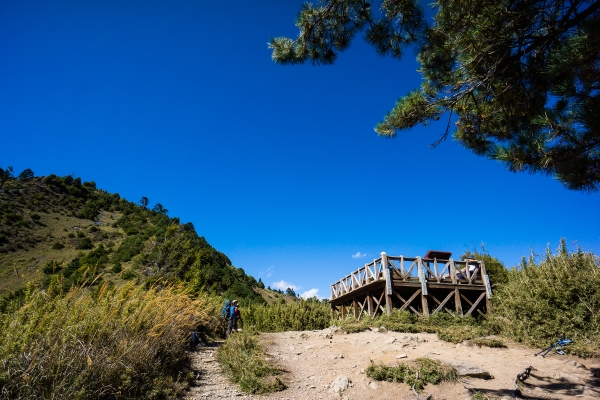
[0,170,264,303]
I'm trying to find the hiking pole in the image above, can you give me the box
[534,338,573,358]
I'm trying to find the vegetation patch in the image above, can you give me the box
[242,299,330,332]
[366,357,458,391]
[0,281,219,400]
[216,331,286,394]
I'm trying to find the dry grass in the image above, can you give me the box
[0,281,221,399]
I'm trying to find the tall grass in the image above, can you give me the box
[0,280,221,399]
[491,241,600,357]
[216,330,286,394]
[242,299,330,332]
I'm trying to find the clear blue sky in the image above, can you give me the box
[2,0,599,299]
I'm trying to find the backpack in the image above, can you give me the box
[221,299,232,318]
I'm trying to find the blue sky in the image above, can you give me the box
[2,0,599,299]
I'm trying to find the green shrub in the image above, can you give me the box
[52,242,65,250]
[76,237,93,250]
[216,331,286,394]
[492,240,600,357]
[366,358,457,391]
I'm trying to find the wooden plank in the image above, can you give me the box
[483,274,492,298]
[367,291,373,317]
[353,298,358,319]
[431,291,455,316]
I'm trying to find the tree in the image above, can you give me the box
[285,287,297,297]
[139,196,149,209]
[0,166,14,190]
[270,0,600,191]
[152,203,168,214]
[18,168,34,181]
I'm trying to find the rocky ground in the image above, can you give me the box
[183,328,600,400]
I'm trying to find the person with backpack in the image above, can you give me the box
[225,299,241,338]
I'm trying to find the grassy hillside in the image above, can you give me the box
[0,172,263,304]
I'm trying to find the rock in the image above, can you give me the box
[396,354,408,359]
[450,361,494,380]
[328,375,351,393]
[385,337,397,344]
[370,327,379,332]
[324,333,333,339]
[379,326,388,333]
[568,361,587,369]
[368,381,379,389]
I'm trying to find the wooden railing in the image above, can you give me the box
[330,252,491,300]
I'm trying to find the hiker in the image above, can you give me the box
[226,299,241,338]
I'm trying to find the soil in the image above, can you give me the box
[184,328,600,400]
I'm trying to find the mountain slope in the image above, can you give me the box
[0,172,263,303]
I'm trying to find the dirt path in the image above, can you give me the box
[184,329,600,400]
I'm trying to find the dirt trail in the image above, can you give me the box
[184,329,600,400]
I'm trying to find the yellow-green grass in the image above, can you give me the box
[0,281,220,399]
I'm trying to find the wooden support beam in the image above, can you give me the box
[455,287,463,316]
[460,292,487,317]
[430,291,455,316]
[466,292,486,316]
[367,291,373,318]
[341,304,346,320]
[353,298,358,319]
[393,289,422,316]
[421,290,430,317]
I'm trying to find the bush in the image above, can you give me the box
[492,240,600,357]
[76,237,93,250]
[52,242,65,250]
[0,282,219,399]
[366,358,458,391]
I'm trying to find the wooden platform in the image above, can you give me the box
[329,252,492,320]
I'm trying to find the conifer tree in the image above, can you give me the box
[270,0,600,191]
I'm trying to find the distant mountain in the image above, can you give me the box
[0,171,264,303]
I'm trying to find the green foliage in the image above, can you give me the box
[492,240,600,357]
[366,358,458,391]
[471,338,506,348]
[0,282,218,399]
[242,299,330,332]
[76,237,93,250]
[271,0,600,191]
[216,330,286,394]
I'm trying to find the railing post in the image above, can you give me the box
[382,252,393,315]
[417,257,429,317]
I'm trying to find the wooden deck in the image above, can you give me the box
[329,252,492,319]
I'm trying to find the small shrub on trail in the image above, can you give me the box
[216,330,286,394]
[366,357,457,391]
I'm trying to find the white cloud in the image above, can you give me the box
[352,252,367,259]
[272,280,298,291]
[300,288,321,299]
